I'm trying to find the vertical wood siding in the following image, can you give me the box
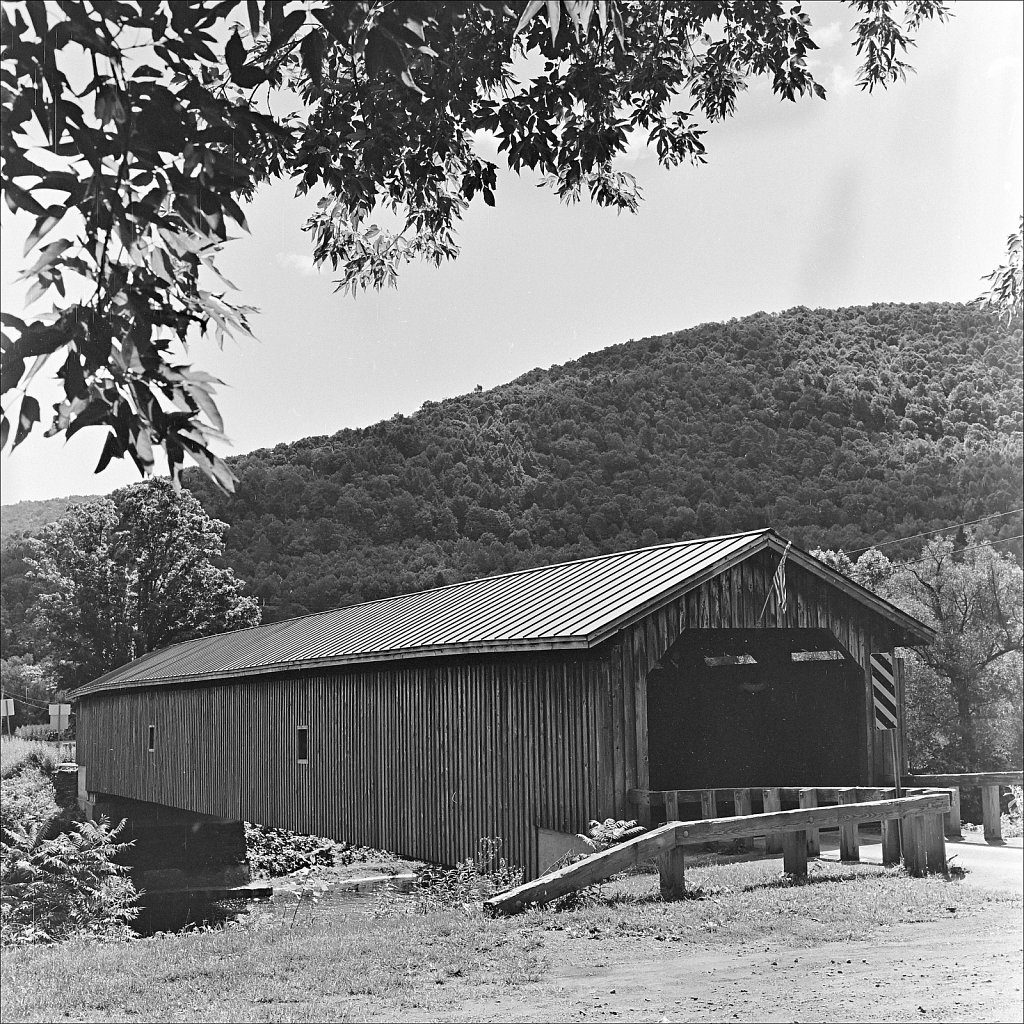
[77,549,907,877]
[78,650,608,879]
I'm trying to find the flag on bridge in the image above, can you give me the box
[760,541,792,621]
[870,652,899,730]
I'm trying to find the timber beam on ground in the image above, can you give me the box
[485,793,951,917]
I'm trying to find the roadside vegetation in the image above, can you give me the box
[1,738,136,947]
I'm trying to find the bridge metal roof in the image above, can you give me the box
[72,529,932,696]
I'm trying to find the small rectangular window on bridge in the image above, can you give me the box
[296,726,309,763]
[147,725,155,752]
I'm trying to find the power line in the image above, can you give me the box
[846,508,1024,555]
[893,533,1024,568]
[1,691,54,710]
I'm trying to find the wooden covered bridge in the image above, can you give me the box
[73,528,934,879]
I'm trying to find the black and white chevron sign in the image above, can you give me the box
[870,652,899,730]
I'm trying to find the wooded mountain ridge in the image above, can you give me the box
[2,301,1021,628]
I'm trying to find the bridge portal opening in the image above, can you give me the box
[646,629,862,789]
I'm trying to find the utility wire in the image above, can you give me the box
[893,533,1024,567]
[3,691,54,710]
[846,508,1024,555]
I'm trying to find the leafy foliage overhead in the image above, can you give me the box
[1,1,949,487]
[982,215,1024,325]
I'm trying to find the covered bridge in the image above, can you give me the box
[73,529,933,878]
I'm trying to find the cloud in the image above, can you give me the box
[275,251,319,276]
[813,22,844,50]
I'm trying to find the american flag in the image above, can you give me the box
[761,541,792,620]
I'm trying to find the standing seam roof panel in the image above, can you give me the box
[73,529,934,695]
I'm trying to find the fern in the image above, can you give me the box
[1,814,137,945]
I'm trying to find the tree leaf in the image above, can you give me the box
[515,0,546,34]
[225,30,246,73]
[12,394,40,448]
[300,30,326,85]
[4,180,46,217]
[94,431,125,473]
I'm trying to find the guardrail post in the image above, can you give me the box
[981,785,1002,841]
[665,790,680,823]
[782,829,809,878]
[903,813,927,877]
[762,788,782,854]
[733,789,752,851]
[701,789,718,820]
[798,788,820,856]
[945,786,962,839]
[637,790,652,828]
[838,789,860,862]
[881,816,902,865]
[658,844,686,900]
[925,813,947,876]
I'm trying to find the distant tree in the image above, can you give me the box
[818,539,1024,773]
[881,539,1023,773]
[1,0,949,488]
[25,480,260,688]
[0,655,55,724]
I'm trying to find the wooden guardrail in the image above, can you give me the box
[905,771,1023,841]
[486,793,950,916]
[630,785,908,861]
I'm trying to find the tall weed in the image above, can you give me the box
[378,837,523,916]
[0,738,59,780]
[0,767,60,834]
[1,814,137,945]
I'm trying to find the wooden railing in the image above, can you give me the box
[904,771,1023,841]
[629,785,911,861]
[486,792,951,916]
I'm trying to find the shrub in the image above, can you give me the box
[388,837,524,914]
[1,814,137,945]
[244,822,400,877]
[0,738,59,780]
[0,767,60,834]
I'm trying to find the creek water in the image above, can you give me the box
[133,874,418,935]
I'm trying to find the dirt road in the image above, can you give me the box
[413,905,1021,1023]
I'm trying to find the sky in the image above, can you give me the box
[1,0,1022,505]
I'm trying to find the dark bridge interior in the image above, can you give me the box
[646,629,863,789]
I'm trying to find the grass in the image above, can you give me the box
[2,856,1019,1023]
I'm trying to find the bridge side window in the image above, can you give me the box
[296,725,309,764]
[147,725,156,752]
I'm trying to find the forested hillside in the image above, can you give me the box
[3,302,1021,631]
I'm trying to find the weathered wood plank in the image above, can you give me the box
[762,788,782,854]
[981,785,1003,842]
[701,789,718,821]
[925,813,947,876]
[665,790,680,823]
[658,845,686,900]
[903,814,928,877]
[905,772,1022,787]
[798,788,820,856]
[733,788,752,852]
[945,786,962,840]
[881,817,901,866]
[782,829,808,877]
[838,788,860,862]
[486,794,949,914]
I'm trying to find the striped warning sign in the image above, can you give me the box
[870,653,899,730]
